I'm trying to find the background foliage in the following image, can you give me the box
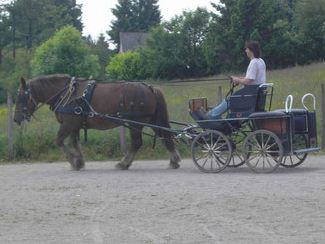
[106,0,325,80]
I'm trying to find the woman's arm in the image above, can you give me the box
[230,76,254,85]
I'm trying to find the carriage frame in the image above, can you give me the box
[184,82,320,173]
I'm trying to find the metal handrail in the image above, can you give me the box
[285,95,293,113]
[302,93,316,111]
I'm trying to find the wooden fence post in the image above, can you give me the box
[321,84,325,150]
[216,86,222,104]
[7,92,14,160]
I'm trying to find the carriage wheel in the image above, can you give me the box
[228,133,247,168]
[280,134,308,168]
[228,148,246,168]
[243,129,283,173]
[191,130,232,173]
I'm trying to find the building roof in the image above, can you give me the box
[119,32,149,53]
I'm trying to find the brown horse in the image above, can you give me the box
[14,74,181,170]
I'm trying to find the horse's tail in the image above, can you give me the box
[152,87,171,135]
[151,87,180,160]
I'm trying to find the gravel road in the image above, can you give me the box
[1,156,325,244]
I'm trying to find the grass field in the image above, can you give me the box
[0,62,324,162]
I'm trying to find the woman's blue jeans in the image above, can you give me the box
[207,99,228,119]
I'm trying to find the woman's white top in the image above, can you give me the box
[245,58,266,85]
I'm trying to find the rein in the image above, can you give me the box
[35,86,69,112]
[157,78,231,87]
[52,77,77,112]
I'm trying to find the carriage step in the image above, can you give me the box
[294,147,321,154]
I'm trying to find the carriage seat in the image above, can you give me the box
[227,84,271,118]
[189,84,273,122]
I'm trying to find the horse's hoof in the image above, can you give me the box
[115,163,130,170]
[70,158,85,171]
[169,163,180,169]
[75,158,85,170]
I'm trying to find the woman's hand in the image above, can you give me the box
[230,76,240,85]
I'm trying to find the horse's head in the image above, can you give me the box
[14,77,38,125]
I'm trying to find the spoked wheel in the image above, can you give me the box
[281,134,308,168]
[191,130,232,173]
[243,129,283,173]
[227,124,250,168]
[228,135,246,168]
[228,148,246,168]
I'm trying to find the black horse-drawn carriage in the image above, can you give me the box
[186,82,320,173]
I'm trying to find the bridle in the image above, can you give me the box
[16,85,39,121]
[16,82,72,121]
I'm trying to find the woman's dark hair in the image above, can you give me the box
[246,41,261,58]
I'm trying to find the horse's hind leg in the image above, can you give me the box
[156,129,181,169]
[115,126,143,170]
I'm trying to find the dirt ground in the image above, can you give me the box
[1,155,325,244]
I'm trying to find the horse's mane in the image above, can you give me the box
[31,74,71,88]
[30,75,155,91]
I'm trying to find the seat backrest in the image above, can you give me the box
[227,84,272,118]
[255,86,268,112]
[228,85,260,114]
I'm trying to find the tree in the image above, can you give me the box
[31,26,100,78]
[176,8,211,77]
[86,33,113,80]
[54,0,83,31]
[139,8,211,79]
[108,0,161,49]
[139,25,184,79]
[294,0,325,61]
[209,0,298,69]
[3,0,82,51]
[0,4,10,64]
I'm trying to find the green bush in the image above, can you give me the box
[31,26,100,78]
[106,51,145,80]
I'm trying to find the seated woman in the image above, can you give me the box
[206,41,266,119]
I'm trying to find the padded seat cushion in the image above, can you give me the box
[249,111,286,119]
[274,108,307,115]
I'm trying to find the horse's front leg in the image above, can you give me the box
[56,125,83,170]
[115,126,143,170]
[70,130,85,170]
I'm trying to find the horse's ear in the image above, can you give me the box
[20,77,26,90]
